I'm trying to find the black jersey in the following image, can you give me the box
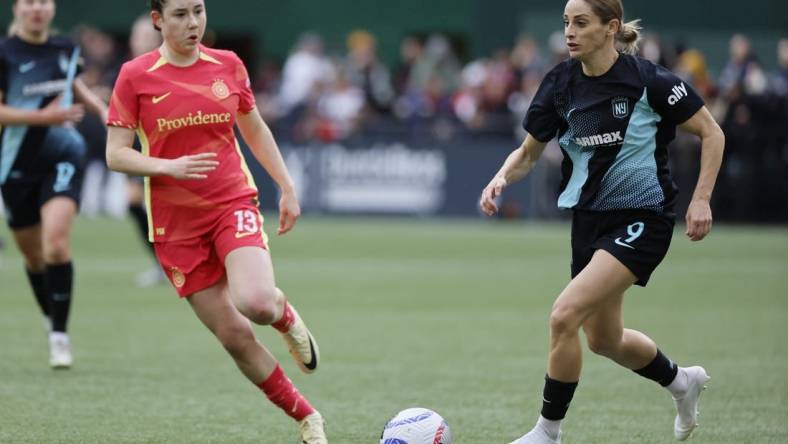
[523,54,704,216]
[0,35,82,185]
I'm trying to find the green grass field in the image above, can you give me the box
[1,216,787,443]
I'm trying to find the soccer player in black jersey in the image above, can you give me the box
[0,0,108,368]
[480,0,724,442]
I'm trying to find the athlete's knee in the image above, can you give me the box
[236,285,281,325]
[42,231,71,263]
[215,321,256,359]
[549,301,584,338]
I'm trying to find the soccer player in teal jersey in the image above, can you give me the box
[0,0,107,369]
[480,0,724,442]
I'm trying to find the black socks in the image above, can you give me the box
[633,349,678,387]
[541,375,578,421]
[46,262,73,333]
[25,269,50,317]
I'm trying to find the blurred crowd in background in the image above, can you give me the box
[33,24,788,222]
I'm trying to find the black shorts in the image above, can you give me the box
[571,209,675,287]
[1,128,86,229]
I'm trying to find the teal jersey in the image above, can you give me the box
[0,35,82,184]
[523,54,704,216]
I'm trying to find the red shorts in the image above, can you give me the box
[154,202,269,297]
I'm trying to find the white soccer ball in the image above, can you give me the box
[380,407,454,444]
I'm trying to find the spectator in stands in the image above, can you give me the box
[252,59,282,122]
[394,34,460,121]
[408,34,461,97]
[510,35,547,78]
[277,33,335,116]
[719,34,761,100]
[771,38,788,99]
[344,29,394,114]
[393,35,423,96]
[314,68,365,141]
[453,49,515,134]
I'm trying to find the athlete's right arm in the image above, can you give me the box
[0,90,84,126]
[479,133,547,216]
[105,126,218,179]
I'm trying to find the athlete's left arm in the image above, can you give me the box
[678,106,725,242]
[73,78,108,124]
[236,108,300,236]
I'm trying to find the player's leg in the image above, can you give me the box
[217,202,321,374]
[582,291,657,369]
[223,245,282,324]
[547,250,637,379]
[583,280,709,442]
[10,224,51,330]
[187,280,326,443]
[224,246,320,373]
[40,196,77,368]
[41,197,77,329]
[33,126,87,368]
[2,183,51,329]
[510,250,636,444]
[187,280,278,382]
[592,210,709,441]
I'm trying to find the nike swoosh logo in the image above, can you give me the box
[234,231,257,239]
[303,335,318,371]
[614,237,635,249]
[19,61,36,73]
[152,92,172,104]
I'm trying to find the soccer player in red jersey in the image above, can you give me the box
[104,1,326,442]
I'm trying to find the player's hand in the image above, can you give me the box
[277,188,300,235]
[162,152,219,179]
[685,198,712,241]
[480,176,507,216]
[39,97,84,125]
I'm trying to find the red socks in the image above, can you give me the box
[271,301,295,333]
[260,301,313,420]
[256,365,314,421]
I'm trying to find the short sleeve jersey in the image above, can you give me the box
[0,36,82,184]
[107,45,258,242]
[523,54,704,216]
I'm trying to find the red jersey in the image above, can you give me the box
[107,45,258,242]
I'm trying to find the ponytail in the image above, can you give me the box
[616,19,642,55]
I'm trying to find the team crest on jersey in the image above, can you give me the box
[211,79,230,99]
[170,267,186,288]
[612,97,629,118]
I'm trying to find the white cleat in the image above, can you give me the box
[49,332,73,369]
[280,304,320,374]
[299,411,327,444]
[508,427,561,444]
[673,366,710,441]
